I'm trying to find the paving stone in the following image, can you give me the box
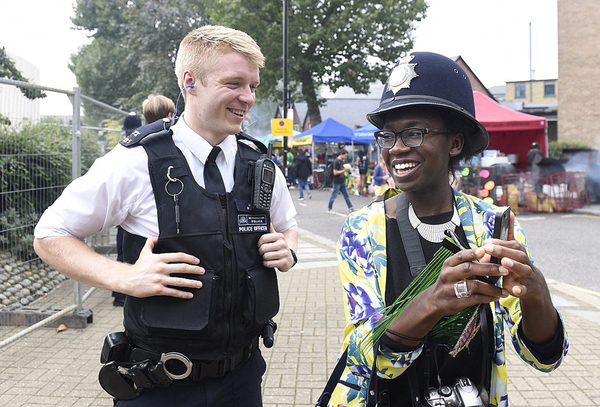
[0,229,597,406]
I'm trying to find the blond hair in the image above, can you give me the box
[142,94,176,124]
[175,25,264,94]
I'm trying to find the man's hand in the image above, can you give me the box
[125,237,205,299]
[33,235,204,300]
[258,228,296,272]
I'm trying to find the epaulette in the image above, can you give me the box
[237,131,268,154]
[120,118,172,147]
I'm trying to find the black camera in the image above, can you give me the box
[424,377,487,407]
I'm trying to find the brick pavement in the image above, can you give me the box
[0,228,599,406]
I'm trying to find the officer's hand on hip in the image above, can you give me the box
[257,228,295,272]
[126,237,204,299]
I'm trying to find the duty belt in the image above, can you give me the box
[129,337,259,381]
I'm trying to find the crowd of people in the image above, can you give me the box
[272,144,394,207]
[32,25,567,407]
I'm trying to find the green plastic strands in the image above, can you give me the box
[360,238,480,356]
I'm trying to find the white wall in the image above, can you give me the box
[0,52,41,125]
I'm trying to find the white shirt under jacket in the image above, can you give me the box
[34,117,298,240]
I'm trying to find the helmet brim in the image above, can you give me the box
[367,96,489,157]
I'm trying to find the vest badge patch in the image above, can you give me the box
[237,214,268,233]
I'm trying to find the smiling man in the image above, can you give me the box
[326,52,567,407]
[34,26,297,407]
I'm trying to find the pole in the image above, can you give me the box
[529,22,533,81]
[529,22,534,103]
[71,87,83,312]
[282,0,289,178]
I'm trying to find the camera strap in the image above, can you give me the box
[366,340,389,407]
[396,193,426,277]
[406,363,424,407]
[314,349,348,407]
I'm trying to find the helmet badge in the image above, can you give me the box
[387,54,419,94]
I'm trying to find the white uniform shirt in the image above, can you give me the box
[34,117,297,240]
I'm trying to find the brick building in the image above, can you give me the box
[558,0,600,147]
[504,79,558,142]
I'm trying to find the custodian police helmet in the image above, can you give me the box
[122,112,143,133]
[367,52,489,157]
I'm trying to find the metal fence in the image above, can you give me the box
[0,77,128,344]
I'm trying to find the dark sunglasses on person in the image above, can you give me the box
[374,127,453,149]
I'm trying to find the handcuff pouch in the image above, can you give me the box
[101,332,131,363]
[98,361,142,400]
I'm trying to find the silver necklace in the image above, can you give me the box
[408,203,460,243]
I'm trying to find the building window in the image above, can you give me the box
[544,82,556,97]
[515,83,526,99]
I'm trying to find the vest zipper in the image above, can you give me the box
[219,192,235,357]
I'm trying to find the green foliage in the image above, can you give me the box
[549,140,591,158]
[0,121,101,260]
[0,114,11,126]
[70,0,208,118]
[1,122,71,214]
[101,119,123,148]
[70,0,427,128]
[70,38,139,124]
[0,45,46,100]
[204,0,427,125]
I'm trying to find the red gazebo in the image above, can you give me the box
[473,91,547,168]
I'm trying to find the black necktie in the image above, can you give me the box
[204,146,226,193]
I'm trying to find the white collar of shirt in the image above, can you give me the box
[171,116,238,191]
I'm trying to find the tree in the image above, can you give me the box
[70,0,208,122]
[69,38,139,124]
[204,0,427,126]
[0,45,46,101]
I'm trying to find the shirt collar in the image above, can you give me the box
[171,115,237,165]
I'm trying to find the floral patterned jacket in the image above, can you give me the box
[329,188,568,407]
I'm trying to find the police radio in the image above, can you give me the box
[252,143,276,212]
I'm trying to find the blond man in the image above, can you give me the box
[35,25,298,406]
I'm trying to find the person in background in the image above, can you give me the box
[356,149,369,196]
[273,148,282,169]
[527,142,544,192]
[372,155,390,199]
[34,25,298,407]
[328,52,567,406]
[527,142,543,171]
[286,148,296,187]
[327,148,354,213]
[295,148,312,201]
[142,94,176,124]
[121,112,142,139]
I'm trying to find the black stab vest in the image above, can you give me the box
[120,125,279,360]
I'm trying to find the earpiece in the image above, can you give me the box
[186,84,195,88]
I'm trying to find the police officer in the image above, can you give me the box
[34,25,298,406]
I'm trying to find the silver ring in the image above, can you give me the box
[454,280,471,299]
[160,352,193,380]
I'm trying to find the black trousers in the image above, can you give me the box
[115,349,266,407]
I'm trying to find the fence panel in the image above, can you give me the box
[0,78,127,343]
